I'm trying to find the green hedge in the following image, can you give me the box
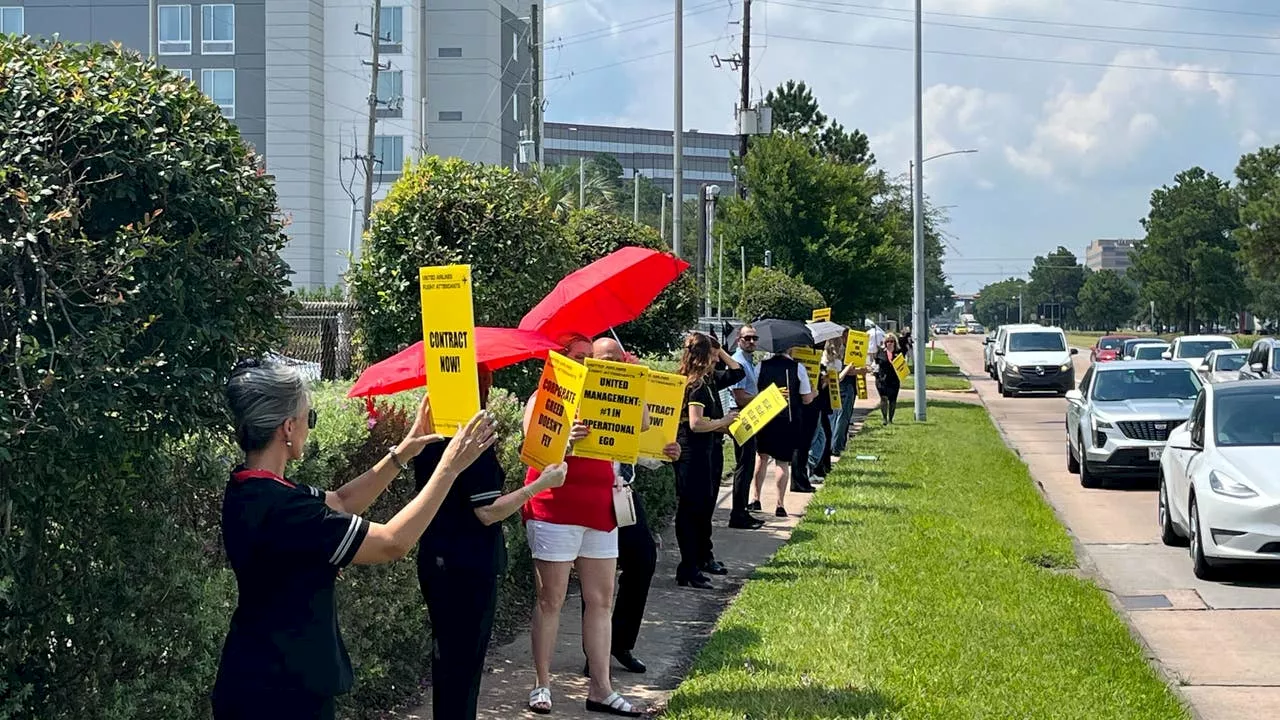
[736,266,826,321]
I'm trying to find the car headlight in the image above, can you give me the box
[1060,363,1071,372]
[1006,363,1020,372]
[1209,470,1258,499]
[1092,415,1114,431]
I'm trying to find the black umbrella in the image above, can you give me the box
[752,318,814,354]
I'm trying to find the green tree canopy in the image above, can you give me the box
[973,278,1029,328]
[1076,269,1139,331]
[737,266,826,321]
[764,79,875,165]
[1027,247,1086,325]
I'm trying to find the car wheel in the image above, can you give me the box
[1158,473,1187,547]
[1079,436,1101,488]
[1067,436,1080,474]
[1189,494,1223,581]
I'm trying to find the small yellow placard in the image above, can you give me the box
[892,353,910,381]
[729,385,788,445]
[844,330,869,367]
[520,352,588,471]
[812,307,832,322]
[638,370,686,461]
[419,265,479,435]
[855,372,868,400]
[573,358,649,464]
[791,347,822,385]
[828,369,842,410]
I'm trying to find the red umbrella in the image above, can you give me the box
[347,327,561,399]
[518,246,690,343]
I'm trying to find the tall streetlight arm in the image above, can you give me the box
[922,148,978,165]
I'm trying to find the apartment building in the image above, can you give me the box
[1084,238,1138,274]
[13,0,538,288]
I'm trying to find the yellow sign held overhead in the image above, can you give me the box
[828,369,842,410]
[520,352,589,471]
[638,370,686,461]
[729,385,787,445]
[855,372,869,400]
[844,330,869,368]
[419,265,479,435]
[574,358,649,464]
[812,307,832,322]
[892,353,910,382]
[791,347,822,385]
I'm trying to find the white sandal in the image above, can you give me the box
[586,691,642,717]
[529,686,552,715]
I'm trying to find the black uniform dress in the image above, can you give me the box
[414,443,506,720]
[704,365,745,564]
[213,468,372,720]
[674,378,717,582]
[754,355,805,461]
[873,349,902,423]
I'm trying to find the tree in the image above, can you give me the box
[1077,270,1139,331]
[528,161,615,216]
[765,80,875,166]
[974,278,1029,328]
[1234,145,1280,279]
[1,38,292,716]
[737,266,826,321]
[1130,167,1244,332]
[1027,247,1086,326]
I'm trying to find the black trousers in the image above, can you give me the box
[791,403,821,491]
[674,456,714,580]
[581,495,656,655]
[705,436,724,562]
[419,556,499,720]
[212,689,335,720]
[731,434,757,518]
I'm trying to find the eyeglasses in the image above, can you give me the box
[741,336,759,342]
[307,408,318,429]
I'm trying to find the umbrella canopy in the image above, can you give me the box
[518,246,690,343]
[347,327,560,399]
[806,320,848,345]
[752,319,814,354]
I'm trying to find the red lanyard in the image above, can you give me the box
[231,468,296,489]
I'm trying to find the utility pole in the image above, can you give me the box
[634,171,641,223]
[672,0,684,258]
[579,157,585,208]
[359,0,387,232]
[660,193,667,241]
[911,0,927,421]
[738,0,751,164]
[530,3,541,164]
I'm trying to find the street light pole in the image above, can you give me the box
[911,0,927,422]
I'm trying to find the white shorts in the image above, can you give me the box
[525,520,618,562]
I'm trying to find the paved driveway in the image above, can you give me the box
[940,335,1280,720]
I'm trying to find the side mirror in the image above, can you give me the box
[995,349,1005,356]
[1252,362,1264,373]
[1161,352,1172,360]
[983,337,991,345]
[1070,348,1079,355]
[1064,389,1083,402]
[1200,364,1210,372]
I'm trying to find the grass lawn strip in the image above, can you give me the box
[900,374,971,392]
[665,402,1188,719]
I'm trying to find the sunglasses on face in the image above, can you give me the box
[307,408,318,430]
[741,336,759,342]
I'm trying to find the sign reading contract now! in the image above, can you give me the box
[844,330,869,367]
[573,358,649,464]
[520,351,588,471]
[729,385,787,445]
[419,265,479,435]
[638,370,686,461]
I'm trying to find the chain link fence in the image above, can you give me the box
[279,301,365,381]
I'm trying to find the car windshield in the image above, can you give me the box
[1099,337,1126,350]
[1274,348,1280,370]
[1214,353,1248,372]
[1091,367,1201,402]
[1133,345,1169,360]
[1215,392,1280,447]
[1009,332,1066,352]
[1175,340,1235,358]
[1124,339,1162,356]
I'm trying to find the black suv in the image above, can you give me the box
[1240,337,1280,380]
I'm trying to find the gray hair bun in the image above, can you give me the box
[226,359,308,453]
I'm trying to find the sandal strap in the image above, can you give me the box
[603,692,632,711]
[529,687,552,704]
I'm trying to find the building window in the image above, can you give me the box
[438,47,462,58]
[373,135,404,175]
[376,70,403,118]
[0,7,23,35]
[438,111,462,122]
[158,5,192,55]
[201,4,235,54]
[378,6,403,52]
[175,67,193,82]
[201,68,235,118]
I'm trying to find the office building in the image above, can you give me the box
[1085,238,1138,273]
[543,121,738,199]
[16,0,537,288]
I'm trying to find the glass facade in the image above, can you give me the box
[544,122,739,199]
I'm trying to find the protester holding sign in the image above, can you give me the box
[673,333,741,589]
[213,360,497,720]
[414,367,568,720]
[834,331,867,456]
[752,348,818,518]
[872,333,904,424]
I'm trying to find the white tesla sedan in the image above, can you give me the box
[1158,380,1280,579]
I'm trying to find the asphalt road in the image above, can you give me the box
[940,334,1280,720]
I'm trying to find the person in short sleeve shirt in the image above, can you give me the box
[212,359,498,720]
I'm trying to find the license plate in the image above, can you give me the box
[1148,446,1164,462]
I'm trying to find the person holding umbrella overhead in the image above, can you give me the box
[748,320,818,518]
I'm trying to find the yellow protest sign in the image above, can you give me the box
[419,265,479,435]
[828,369,842,410]
[844,330,869,367]
[638,370,686,461]
[729,385,787,445]
[855,372,868,400]
[791,347,822,384]
[892,353,910,381]
[812,307,832,322]
[573,358,649,464]
[520,352,588,471]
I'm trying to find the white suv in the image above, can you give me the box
[985,324,1038,379]
[1164,335,1237,369]
[995,326,1078,397]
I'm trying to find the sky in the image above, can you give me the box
[540,0,1280,293]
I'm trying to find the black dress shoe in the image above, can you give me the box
[612,650,647,674]
[747,500,762,511]
[728,515,765,529]
[790,485,816,493]
[702,560,728,576]
[775,506,789,518]
[677,575,714,589]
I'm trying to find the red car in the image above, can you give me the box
[1091,334,1134,363]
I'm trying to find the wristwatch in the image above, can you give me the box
[387,445,409,471]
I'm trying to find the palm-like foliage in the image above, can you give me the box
[528,162,616,216]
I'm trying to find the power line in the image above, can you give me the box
[544,37,726,82]
[540,0,723,49]
[1093,0,1280,19]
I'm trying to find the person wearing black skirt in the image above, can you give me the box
[753,348,818,518]
[872,333,904,424]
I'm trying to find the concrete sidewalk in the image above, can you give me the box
[397,410,866,719]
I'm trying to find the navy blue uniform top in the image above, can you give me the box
[413,443,507,573]
[214,468,370,699]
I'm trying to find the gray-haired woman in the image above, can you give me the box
[211,359,498,720]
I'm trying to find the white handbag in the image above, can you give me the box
[613,479,637,528]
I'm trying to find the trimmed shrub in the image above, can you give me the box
[564,209,700,355]
[0,39,291,719]
[349,157,575,364]
[736,266,827,321]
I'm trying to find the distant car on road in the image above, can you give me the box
[995,325,1077,397]
[1090,335,1135,363]
[1131,343,1170,361]
[1066,360,1202,487]
[1163,335,1237,368]
[1200,349,1249,384]
[1158,380,1280,579]
[954,324,969,335]
[1239,337,1280,381]
[1122,338,1167,360]
[968,322,986,335]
